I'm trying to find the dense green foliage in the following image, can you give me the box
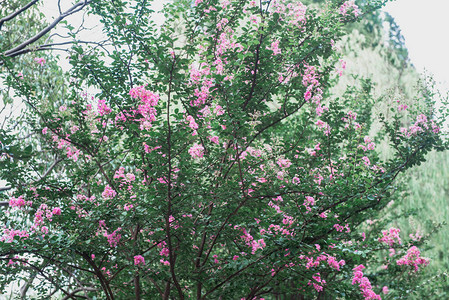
[1,0,448,299]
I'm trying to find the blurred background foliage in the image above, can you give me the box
[308,0,449,294]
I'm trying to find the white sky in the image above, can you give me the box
[383,0,449,90]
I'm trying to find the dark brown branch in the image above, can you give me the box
[61,287,98,300]
[164,53,184,300]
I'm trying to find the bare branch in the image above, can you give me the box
[0,186,12,192]
[58,0,63,15]
[3,40,112,61]
[61,287,98,300]
[3,0,92,58]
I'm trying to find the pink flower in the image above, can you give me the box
[398,104,408,111]
[105,228,122,247]
[361,156,370,167]
[397,246,429,272]
[34,57,46,66]
[134,255,145,265]
[9,196,27,208]
[52,207,62,215]
[186,115,199,130]
[339,1,361,17]
[125,173,136,182]
[351,265,381,300]
[378,227,401,247]
[303,196,315,212]
[277,158,292,168]
[267,40,281,56]
[70,125,80,134]
[304,89,312,101]
[97,99,112,116]
[188,143,205,159]
[129,86,159,106]
[208,136,219,144]
[102,185,117,199]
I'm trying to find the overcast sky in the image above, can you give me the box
[383,0,449,90]
[41,0,449,88]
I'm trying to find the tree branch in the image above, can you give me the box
[3,0,91,58]
[0,157,63,207]
[0,0,39,30]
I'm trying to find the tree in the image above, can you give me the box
[1,0,447,299]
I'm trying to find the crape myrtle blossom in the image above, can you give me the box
[352,265,382,300]
[396,246,429,272]
[34,57,46,66]
[102,185,117,199]
[339,1,361,17]
[188,143,205,159]
[399,113,440,137]
[134,255,145,266]
[378,227,401,247]
[128,85,159,131]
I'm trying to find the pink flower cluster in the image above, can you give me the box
[98,221,122,248]
[28,203,60,235]
[239,227,267,254]
[339,1,361,17]
[157,241,170,265]
[352,265,382,300]
[34,57,46,66]
[336,59,346,77]
[396,246,429,271]
[1,228,29,243]
[277,158,292,169]
[378,227,401,247]
[186,115,199,135]
[308,272,326,292]
[102,185,117,199]
[267,40,281,56]
[303,196,315,213]
[342,110,362,130]
[129,85,159,131]
[66,146,81,162]
[188,143,205,159]
[9,195,32,208]
[97,99,112,116]
[134,255,145,266]
[327,255,345,271]
[301,64,327,115]
[400,113,440,137]
[359,136,375,151]
[271,0,307,28]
